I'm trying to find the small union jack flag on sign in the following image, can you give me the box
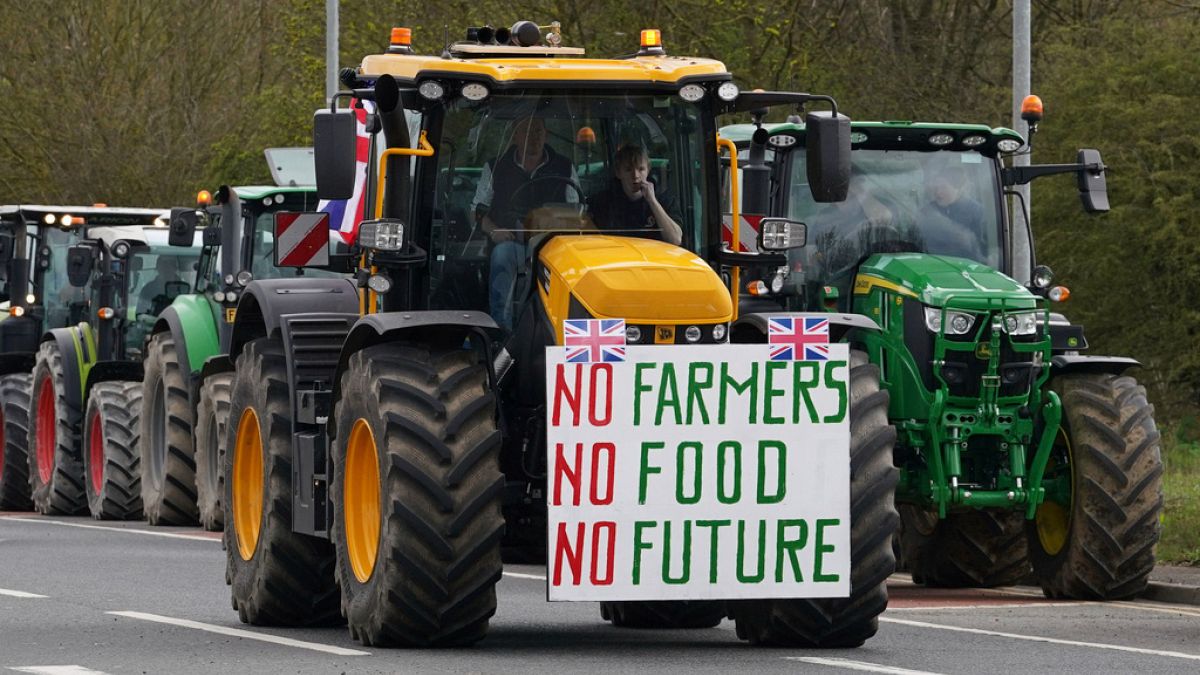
[563,319,627,363]
[768,316,830,361]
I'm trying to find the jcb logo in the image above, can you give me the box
[655,326,675,344]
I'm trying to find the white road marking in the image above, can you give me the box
[107,612,369,657]
[887,602,1087,611]
[785,657,944,674]
[8,662,110,667]
[0,588,47,599]
[503,571,547,581]
[0,516,218,542]
[882,616,1200,662]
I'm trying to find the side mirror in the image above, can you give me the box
[202,224,221,247]
[805,111,851,203]
[66,245,95,287]
[758,218,807,251]
[1077,148,1109,213]
[169,208,199,247]
[274,211,331,268]
[314,109,358,200]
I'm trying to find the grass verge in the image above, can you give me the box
[1158,420,1200,565]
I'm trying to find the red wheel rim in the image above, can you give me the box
[36,376,56,484]
[88,410,104,493]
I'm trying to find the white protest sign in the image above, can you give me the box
[545,341,851,601]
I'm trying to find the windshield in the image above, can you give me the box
[37,228,87,330]
[787,149,1002,287]
[121,244,201,354]
[427,91,713,323]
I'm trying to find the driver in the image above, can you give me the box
[587,144,683,245]
[138,256,182,315]
[919,165,985,258]
[471,115,579,331]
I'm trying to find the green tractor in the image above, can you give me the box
[719,106,1162,598]
[142,183,330,528]
[0,206,174,514]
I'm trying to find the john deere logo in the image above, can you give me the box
[975,343,992,359]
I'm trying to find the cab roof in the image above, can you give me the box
[719,120,1025,150]
[85,225,198,249]
[231,185,315,201]
[360,53,730,87]
[0,205,167,227]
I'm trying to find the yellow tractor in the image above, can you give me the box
[223,22,897,648]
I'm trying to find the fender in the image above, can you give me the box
[0,351,35,378]
[1047,312,1089,353]
[41,323,96,415]
[731,311,881,343]
[83,360,144,401]
[0,314,39,362]
[198,353,235,382]
[153,295,222,380]
[1050,355,1140,377]
[229,277,359,362]
[335,310,501,377]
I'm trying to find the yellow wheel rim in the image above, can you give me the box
[345,418,381,583]
[1035,429,1074,556]
[233,407,264,561]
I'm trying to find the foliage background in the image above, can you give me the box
[0,0,1197,432]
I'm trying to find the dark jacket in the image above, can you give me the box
[486,145,574,231]
[588,179,676,238]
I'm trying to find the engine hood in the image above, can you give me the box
[855,253,1036,310]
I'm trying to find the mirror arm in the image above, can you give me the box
[715,247,788,268]
[1002,161,1105,187]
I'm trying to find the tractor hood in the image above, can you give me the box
[855,253,1036,311]
[539,235,732,323]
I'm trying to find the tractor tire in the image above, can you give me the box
[140,331,198,525]
[0,373,33,510]
[600,601,726,629]
[331,342,504,647]
[1026,373,1163,600]
[82,381,143,520]
[730,350,898,647]
[224,337,340,626]
[195,372,232,531]
[27,341,86,515]
[899,506,1031,588]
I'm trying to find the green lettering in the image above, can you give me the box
[662,520,692,584]
[676,441,703,505]
[655,363,682,426]
[763,361,786,424]
[792,361,821,423]
[717,441,742,504]
[775,519,809,582]
[735,519,766,583]
[632,521,657,585]
[718,362,758,424]
[696,519,731,583]
[686,363,714,424]
[822,360,848,423]
[633,363,656,425]
[757,440,787,504]
[814,518,840,582]
[638,442,664,504]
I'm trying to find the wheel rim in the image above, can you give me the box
[88,409,104,493]
[344,418,381,583]
[148,378,167,491]
[1035,428,1074,556]
[232,407,264,561]
[35,376,55,484]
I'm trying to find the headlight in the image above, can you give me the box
[461,83,489,101]
[711,323,727,342]
[625,325,642,343]
[236,270,254,287]
[1003,311,1040,336]
[213,291,227,302]
[716,82,739,101]
[224,274,235,286]
[928,133,954,146]
[358,219,405,251]
[678,84,705,102]
[924,307,976,335]
[759,218,806,251]
[366,274,392,294]
[684,325,702,343]
[226,290,239,303]
[997,138,1022,153]
[418,80,445,100]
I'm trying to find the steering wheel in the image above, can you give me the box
[507,175,586,213]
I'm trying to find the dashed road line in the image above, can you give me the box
[107,611,369,656]
[503,571,547,581]
[887,601,1086,611]
[0,516,219,542]
[785,657,943,674]
[8,667,110,674]
[0,588,47,599]
[882,616,1200,662]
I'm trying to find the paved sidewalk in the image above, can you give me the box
[1143,563,1200,605]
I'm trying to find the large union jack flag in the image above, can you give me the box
[768,316,830,361]
[563,319,626,363]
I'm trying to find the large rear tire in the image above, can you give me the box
[224,337,341,625]
[140,331,198,525]
[195,372,232,531]
[0,373,33,510]
[1027,373,1162,600]
[730,350,898,647]
[332,341,504,647]
[899,507,1031,588]
[27,341,85,515]
[600,601,726,629]
[82,381,143,520]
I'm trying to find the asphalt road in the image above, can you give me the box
[1,513,1197,674]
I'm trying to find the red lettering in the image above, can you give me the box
[553,522,585,586]
[553,442,584,506]
[588,363,614,426]
[590,442,615,505]
[552,363,582,426]
[590,521,617,585]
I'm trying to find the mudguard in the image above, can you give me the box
[229,277,359,361]
[153,295,222,380]
[335,310,501,376]
[0,314,39,362]
[1050,355,1140,377]
[731,311,881,343]
[41,323,96,415]
[0,351,35,377]
[83,360,144,397]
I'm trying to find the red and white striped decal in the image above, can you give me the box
[721,213,763,252]
[275,211,330,267]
